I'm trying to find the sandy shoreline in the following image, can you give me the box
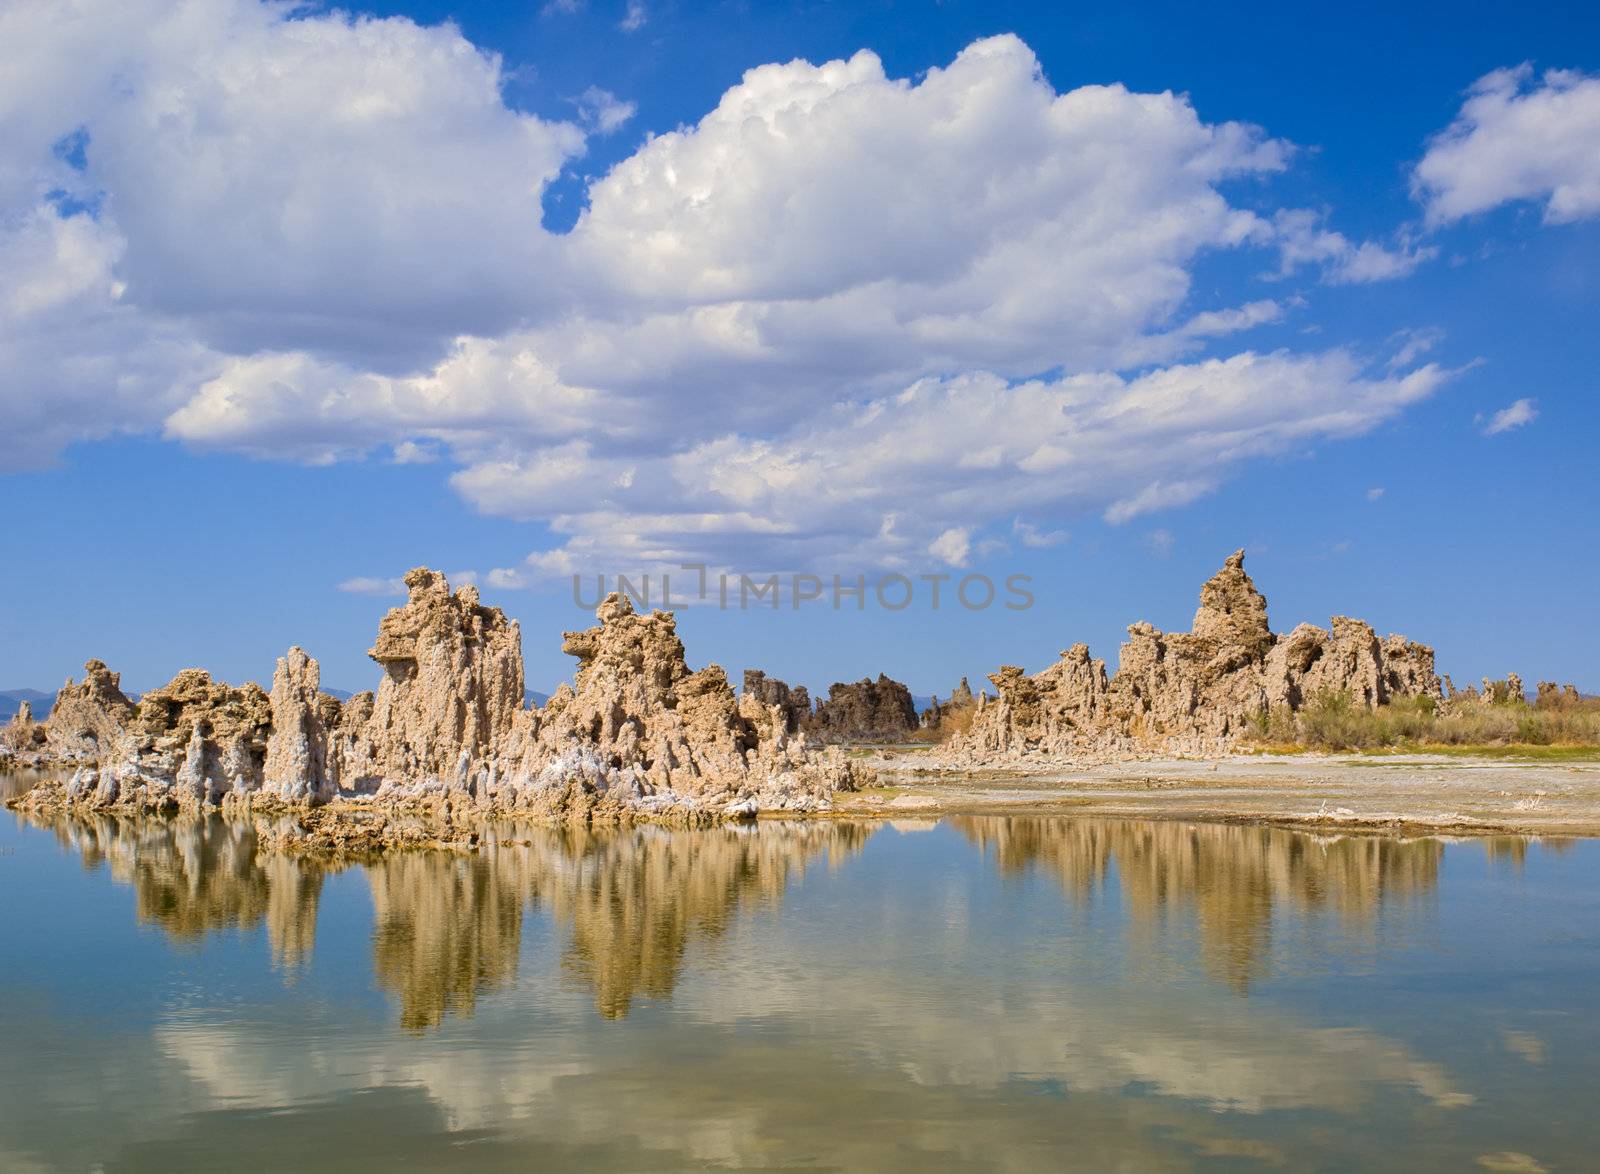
[835,751,1600,837]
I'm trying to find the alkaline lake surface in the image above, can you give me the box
[2,773,1597,1171]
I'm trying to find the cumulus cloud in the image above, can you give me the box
[391,440,441,465]
[1481,397,1538,435]
[1415,65,1600,226]
[165,341,612,463]
[0,206,212,469]
[0,13,1453,573]
[0,0,583,467]
[43,0,577,359]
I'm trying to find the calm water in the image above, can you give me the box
[2,776,1597,1171]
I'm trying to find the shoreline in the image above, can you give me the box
[835,750,1600,837]
[11,748,1600,847]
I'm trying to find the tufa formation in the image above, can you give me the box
[11,570,865,823]
[739,670,920,743]
[952,550,1444,760]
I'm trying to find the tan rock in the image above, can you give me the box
[2,699,46,752]
[44,659,136,760]
[495,593,861,814]
[954,549,1444,761]
[11,574,866,825]
[921,677,976,731]
[125,668,273,805]
[361,567,525,789]
[263,646,333,803]
[807,674,918,743]
[743,669,812,734]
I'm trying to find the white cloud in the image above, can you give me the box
[166,342,611,462]
[0,16,1456,574]
[575,87,636,134]
[619,1,647,33]
[1481,397,1538,435]
[0,207,214,470]
[0,0,584,466]
[928,528,973,567]
[1385,327,1444,371]
[391,440,440,465]
[1269,210,1436,285]
[1012,519,1068,548]
[63,1,578,361]
[1415,65,1600,225]
[1178,300,1283,338]
[446,351,1449,577]
[1366,487,1385,502]
[486,567,530,589]
[1105,479,1214,525]
[563,35,1288,384]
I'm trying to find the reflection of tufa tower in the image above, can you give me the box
[361,821,875,1028]
[22,807,877,1032]
[25,810,326,967]
[367,850,536,1032]
[953,817,1442,993]
[551,822,873,1019]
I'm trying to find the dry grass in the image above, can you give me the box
[1245,686,1600,755]
[906,702,978,744]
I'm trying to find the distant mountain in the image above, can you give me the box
[322,687,353,701]
[0,689,54,721]
[527,689,551,708]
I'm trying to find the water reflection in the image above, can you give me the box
[17,808,873,1027]
[4,800,1596,1171]
[369,850,528,1030]
[550,822,872,1018]
[955,816,1442,991]
[7,807,1557,1020]
[34,812,327,967]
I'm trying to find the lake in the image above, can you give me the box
[2,774,1596,1171]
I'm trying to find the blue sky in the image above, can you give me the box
[1,0,1596,698]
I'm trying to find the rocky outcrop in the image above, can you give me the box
[103,669,273,807]
[953,550,1443,760]
[921,678,975,731]
[262,647,335,803]
[361,568,524,789]
[44,660,136,760]
[807,674,918,743]
[14,572,866,829]
[741,668,920,744]
[743,669,812,734]
[1535,681,1583,707]
[1,699,46,752]
[489,593,862,819]
[964,645,1115,756]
